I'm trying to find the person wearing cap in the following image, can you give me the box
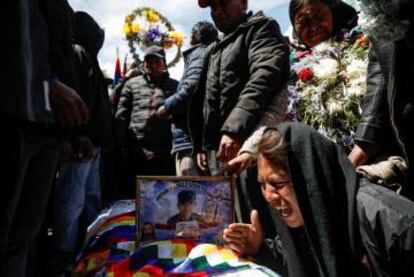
[115,46,178,197]
[157,21,218,176]
[188,0,290,236]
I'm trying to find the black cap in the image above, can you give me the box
[144,46,166,60]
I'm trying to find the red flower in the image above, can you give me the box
[298,67,314,82]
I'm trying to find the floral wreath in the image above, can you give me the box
[123,7,184,68]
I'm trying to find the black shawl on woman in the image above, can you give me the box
[256,123,365,277]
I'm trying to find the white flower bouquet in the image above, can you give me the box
[288,28,370,151]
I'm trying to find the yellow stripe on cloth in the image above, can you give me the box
[157,241,188,259]
[132,272,151,277]
[187,243,219,259]
[86,258,97,272]
[132,273,150,277]
[218,248,238,262]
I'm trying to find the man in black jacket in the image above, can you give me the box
[191,0,290,172]
[189,0,290,236]
[0,1,89,276]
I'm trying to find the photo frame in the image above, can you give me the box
[136,176,235,247]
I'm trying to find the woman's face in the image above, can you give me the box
[293,1,334,47]
[258,155,304,228]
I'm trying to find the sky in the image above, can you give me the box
[68,0,291,80]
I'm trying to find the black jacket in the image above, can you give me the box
[355,7,414,198]
[253,123,414,277]
[164,44,207,154]
[189,11,290,152]
[43,0,77,89]
[115,73,178,157]
[73,45,112,147]
[0,0,55,123]
[72,13,112,147]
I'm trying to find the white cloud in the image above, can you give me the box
[69,0,290,80]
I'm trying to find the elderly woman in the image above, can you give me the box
[289,0,357,48]
[223,123,414,276]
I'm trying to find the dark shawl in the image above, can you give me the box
[265,123,364,277]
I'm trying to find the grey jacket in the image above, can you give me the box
[190,11,290,152]
[115,73,178,157]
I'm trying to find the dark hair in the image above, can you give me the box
[178,190,196,205]
[289,0,358,39]
[191,21,218,45]
[73,11,105,53]
[257,129,289,172]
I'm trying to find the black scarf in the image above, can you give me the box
[265,123,364,277]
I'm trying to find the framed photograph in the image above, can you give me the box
[136,176,235,246]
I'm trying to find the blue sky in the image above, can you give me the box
[68,0,291,79]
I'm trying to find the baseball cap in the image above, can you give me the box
[144,46,166,60]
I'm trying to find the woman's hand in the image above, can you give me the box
[223,210,263,256]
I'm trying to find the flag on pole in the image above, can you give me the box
[122,54,128,78]
[113,48,122,86]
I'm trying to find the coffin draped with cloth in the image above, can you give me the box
[74,200,281,277]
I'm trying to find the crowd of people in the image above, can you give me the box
[1,0,413,276]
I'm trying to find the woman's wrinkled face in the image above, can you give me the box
[258,155,304,228]
[293,1,334,47]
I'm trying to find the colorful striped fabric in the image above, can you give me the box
[75,201,281,277]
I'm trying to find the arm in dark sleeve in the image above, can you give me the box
[114,80,133,145]
[188,53,210,154]
[164,48,205,116]
[221,19,290,142]
[354,46,395,155]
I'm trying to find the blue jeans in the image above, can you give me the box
[53,147,102,253]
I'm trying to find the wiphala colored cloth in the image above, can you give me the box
[74,201,280,277]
